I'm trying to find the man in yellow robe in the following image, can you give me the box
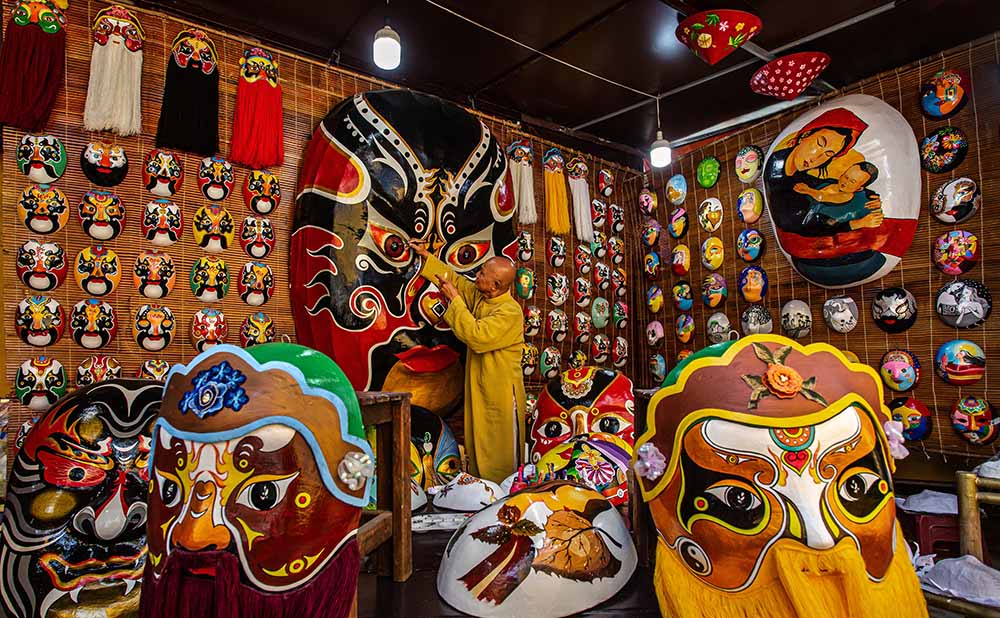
[409,240,526,483]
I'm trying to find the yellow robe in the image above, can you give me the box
[419,255,526,482]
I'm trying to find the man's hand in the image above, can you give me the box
[408,238,431,258]
[436,274,459,302]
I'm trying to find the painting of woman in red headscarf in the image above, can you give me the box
[763,95,920,288]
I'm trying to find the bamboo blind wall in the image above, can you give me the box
[623,33,1000,461]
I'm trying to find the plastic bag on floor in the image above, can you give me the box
[921,555,1000,607]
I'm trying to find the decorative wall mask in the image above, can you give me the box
[672,244,690,276]
[142,148,183,197]
[667,174,687,205]
[521,343,539,376]
[517,231,533,262]
[879,349,920,392]
[237,311,275,348]
[197,155,235,201]
[735,145,763,183]
[508,140,537,225]
[612,337,629,368]
[889,397,931,442]
[547,309,569,343]
[736,228,765,261]
[646,320,664,347]
[243,169,281,215]
[239,261,275,307]
[574,313,592,345]
[611,267,627,298]
[240,215,275,259]
[574,244,592,274]
[591,335,609,364]
[524,306,542,337]
[547,273,569,306]
[696,156,721,188]
[543,148,570,235]
[609,203,625,234]
[17,134,66,183]
[741,304,773,334]
[410,407,461,491]
[650,354,667,383]
[675,314,695,344]
[920,68,969,120]
[933,230,979,275]
[574,277,592,308]
[192,204,235,253]
[590,199,607,227]
[594,262,611,291]
[702,273,727,308]
[80,141,128,186]
[647,285,664,313]
[190,256,230,303]
[872,287,917,333]
[698,197,723,232]
[516,268,536,299]
[931,177,981,224]
[142,199,183,246]
[75,245,121,296]
[137,359,171,380]
[920,126,968,173]
[540,346,562,379]
[18,184,68,234]
[133,250,175,299]
[951,395,997,446]
[613,301,628,329]
[133,304,174,352]
[738,265,768,303]
[706,311,733,344]
[567,157,594,243]
[14,356,66,412]
[668,207,688,238]
[76,354,121,386]
[672,280,693,311]
[591,231,608,259]
[83,5,145,136]
[935,279,991,329]
[71,298,117,349]
[15,295,64,347]
[935,340,985,386]
[0,0,67,132]
[16,239,66,291]
[644,252,661,280]
[191,307,228,351]
[608,236,625,265]
[701,236,724,271]
[780,299,812,339]
[231,47,285,169]
[156,28,219,156]
[78,189,125,240]
[823,295,859,334]
[547,236,566,267]
[737,187,763,223]
[591,298,610,329]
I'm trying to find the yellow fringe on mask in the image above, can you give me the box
[653,527,928,618]
[544,168,570,235]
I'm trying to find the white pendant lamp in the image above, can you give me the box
[373,23,401,70]
[650,98,671,168]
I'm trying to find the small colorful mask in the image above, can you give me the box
[595,262,611,290]
[17,134,66,183]
[239,261,275,307]
[696,156,721,188]
[879,349,920,392]
[143,148,183,197]
[80,141,128,187]
[650,354,667,383]
[517,231,533,262]
[648,285,664,313]
[741,304,772,334]
[612,336,629,368]
[644,252,661,280]
[574,277,592,307]
[71,299,117,349]
[569,349,588,369]
[521,343,539,376]
[672,244,690,276]
[591,199,607,227]
[237,215,275,259]
[78,189,126,240]
[675,314,695,343]
[92,4,145,51]
[592,297,610,329]
[574,312,592,345]
[738,265,768,303]
[736,228,764,262]
[133,250,176,299]
[647,320,664,347]
[951,395,997,445]
[190,256,230,303]
[516,268,536,299]
[823,296,859,334]
[592,231,608,259]
[672,280,693,311]
[192,204,236,253]
[585,335,608,365]
[241,311,276,347]
[14,356,67,411]
[872,287,917,333]
[133,304,175,352]
[736,187,763,223]
[243,169,282,214]
[575,244,593,274]
[668,207,688,239]
[142,199,183,246]
[702,273,727,308]
[76,355,121,386]
[18,184,68,234]
[936,279,991,329]
[921,68,970,120]
[138,359,171,380]
[541,346,562,379]
[198,155,235,201]
[547,236,566,267]
[191,307,228,351]
[935,339,985,386]
[15,296,64,347]
[701,236,724,271]
[524,306,542,337]
[639,188,657,216]
[547,273,569,306]
[547,309,569,343]
[698,198,723,232]
[933,230,979,275]
[613,301,628,329]
[599,169,614,197]
[735,145,763,183]
[920,126,968,173]
[780,299,812,339]
[642,221,661,248]
[667,174,687,205]
[932,177,981,224]
[16,239,66,291]
[889,397,931,441]
[171,28,218,73]
[609,203,625,234]
[706,311,733,344]
[608,236,625,265]
[75,245,121,296]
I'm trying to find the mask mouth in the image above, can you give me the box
[396,344,459,373]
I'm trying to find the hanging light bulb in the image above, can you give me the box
[373,23,401,70]
[650,98,671,168]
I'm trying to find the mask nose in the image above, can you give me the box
[172,480,232,552]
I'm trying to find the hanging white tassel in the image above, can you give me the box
[83,6,144,136]
[507,139,537,225]
[567,157,594,243]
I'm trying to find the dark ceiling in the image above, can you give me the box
[140,0,1000,167]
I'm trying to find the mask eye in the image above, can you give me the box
[704,484,762,512]
[838,471,880,503]
[235,474,298,511]
[595,413,631,436]
[541,420,570,439]
[366,221,411,265]
[446,240,491,269]
[155,470,182,508]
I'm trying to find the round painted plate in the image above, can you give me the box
[920,126,968,173]
[667,174,687,205]
[935,339,985,386]
[780,299,812,339]
[872,287,917,333]
[698,198,723,232]
[706,312,732,344]
[736,228,765,261]
[935,279,991,329]
[741,304,772,334]
[933,230,979,275]
[920,68,970,120]
[931,177,981,224]
[823,295,859,333]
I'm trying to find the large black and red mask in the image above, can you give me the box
[290,90,517,389]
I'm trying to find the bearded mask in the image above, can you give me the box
[15,355,67,412]
[15,295,64,347]
[138,359,171,381]
[70,299,117,350]
[0,1,67,132]
[133,250,177,299]
[574,277,592,308]
[191,308,228,351]
[608,236,625,265]
[633,336,926,618]
[75,246,121,296]
[591,199,607,226]
[243,169,281,215]
[540,347,562,380]
[290,90,516,391]
[189,256,230,303]
[142,199,183,247]
[17,239,66,291]
[76,354,122,386]
[193,204,235,253]
[198,155,235,201]
[594,262,611,291]
[156,29,219,156]
[240,311,276,347]
[547,236,566,267]
[546,309,568,343]
[612,337,629,369]
[84,5,144,136]
[523,306,542,337]
[240,216,275,258]
[81,141,129,187]
[574,312,592,345]
[133,304,175,352]
[18,183,68,234]
[140,344,373,618]
[239,261,275,307]
[516,231,533,262]
[546,273,569,306]
[521,343,539,376]
[575,244,592,274]
[143,149,183,197]
[609,203,625,234]
[591,334,610,364]
[78,189,126,241]
[0,380,161,618]
[231,47,284,169]
[17,133,66,183]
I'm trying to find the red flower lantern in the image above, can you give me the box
[750,51,830,100]
[676,10,762,65]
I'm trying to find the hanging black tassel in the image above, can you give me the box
[156,29,219,156]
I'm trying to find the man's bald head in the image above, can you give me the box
[475,256,516,298]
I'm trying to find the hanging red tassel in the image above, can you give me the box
[231,47,284,169]
[0,0,67,131]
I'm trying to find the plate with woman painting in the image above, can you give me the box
[762,95,920,288]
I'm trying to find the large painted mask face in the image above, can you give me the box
[239,261,275,306]
[142,199,183,247]
[547,236,566,267]
[143,149,183,197]
[546,273,569,306]
[437,482,637,617]
[18,184,69,234]
[634,336,924,617]
[241,311,276,347]
[92,4,145,51]
[137,360,171,381]
[735,145,764,183]
[243,169,281,215]
[80,142,128,187]
[71,299,117,350]
[410,407,461,490]
[198,155,235,201]
[133,304,175,352]
[872,287,917,333]
[888,397,931,442]
[76,355,122,386]
[17,240,66,292]
[133,250,176,299]
[78,190,125,240]
[15,356,67,412]
[192,204,236,253]
[191,308,228,351]
[143,346,373,614]
[15,296,64,347]
[171,28,217,74]
[290,90,516,391]
[17,134,66,183]
[0,381,161,618]
[75,246,120,296]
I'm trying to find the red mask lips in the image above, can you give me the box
[396,345,459,374]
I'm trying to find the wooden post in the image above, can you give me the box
[957,471,983,561]
[391,394,413,582]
